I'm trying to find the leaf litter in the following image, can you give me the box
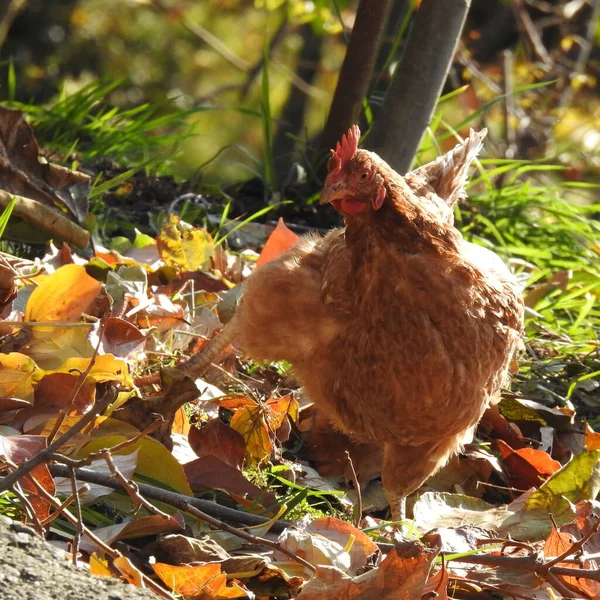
[0,127,600,598]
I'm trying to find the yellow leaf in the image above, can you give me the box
[153,562,247,598]
[156,214,214,271]
[78,435,192,495]
[89,553,112,577]
[25,264,102,322]
[0,352,43,401]
[25,324,93,370]
[48,354,133,387]
[229,403,273,465]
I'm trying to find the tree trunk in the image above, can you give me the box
[273,24,323,184]
[368,0,472,173]
[319,0,392,157]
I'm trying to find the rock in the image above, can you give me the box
[0,516,160,600]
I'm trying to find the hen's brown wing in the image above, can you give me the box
[236,230,350,365]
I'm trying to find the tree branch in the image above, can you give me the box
[368,0,472,173]
[320,0,392,157]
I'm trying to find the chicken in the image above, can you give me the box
[233,126,524,519]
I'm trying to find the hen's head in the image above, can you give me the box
[320,125,386,216]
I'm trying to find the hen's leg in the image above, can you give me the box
[382,436,463,522]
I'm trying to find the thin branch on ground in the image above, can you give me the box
[49,465,291,533]
[48,318,107,443]
[48,464,314,572]
[103,452,171,520]
[345,450,362,529]
[69,469,84,567]
[28,475,173,599]
[39,484,90,527]
[0,384,118,494]
[182,501,316,572]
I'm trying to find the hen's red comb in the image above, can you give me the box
[329,125,360,174]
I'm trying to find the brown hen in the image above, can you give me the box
[235,126,524,519]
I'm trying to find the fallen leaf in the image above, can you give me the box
[296,543,437,599]
[25,264,101,322]
[152,562,248,598]
[496,439,561,490]
[188,418,246,469]
[77,434,192,495]
[0,105,90,221]
[0,352,42,401]
[184,455,279,509]
[113,556,145,588]
[256,218,300,267]
[305,517,379,575]
[157,214,214,272]
[88,317,146,358]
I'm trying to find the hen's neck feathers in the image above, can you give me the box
[344,169,462,264]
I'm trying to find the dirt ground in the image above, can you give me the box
[0,516,160,600]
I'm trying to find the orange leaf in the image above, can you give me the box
[496,439,561,490]
[25,264,102,322]
[584,423,600,451]
[113,556,145,588]
[152,562,247,598]
[256,218,300,267]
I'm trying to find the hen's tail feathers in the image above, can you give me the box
[407,128,487,208]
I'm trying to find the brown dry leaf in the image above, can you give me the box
[296,543,437,599]
[0,106,90,221]
[184,455,279,509]
[25,264,101,322]
[188,417,246,469]
[306,518,379,575]
[88,317,146,358]
[156,214,214,272]
[158,533,230,565]
[256,218,300,267]
[541,523,594,598]
[0,263,16,305]
[131,294,187,331]
[496,439,561,490]
[152,562,248,598]
[0,434,55,520]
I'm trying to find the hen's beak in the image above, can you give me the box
[319,184,345,206]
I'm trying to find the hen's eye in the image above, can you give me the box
[359,171,369,181]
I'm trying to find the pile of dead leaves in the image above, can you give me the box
[0,213,600,599]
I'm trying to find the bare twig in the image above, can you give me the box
[103,452,171,520]
[48,465,313,572]
[49,465,292,534]
[543,514,600,570]
[48,318,107,443]
[182,501,316,572]
[68,469,83,566]
[345,450,362,528]
[12,480,43,535]
[39,484,90,527]
[28,476,173,599]
[0,385,118,494]
[447,552,600,584]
